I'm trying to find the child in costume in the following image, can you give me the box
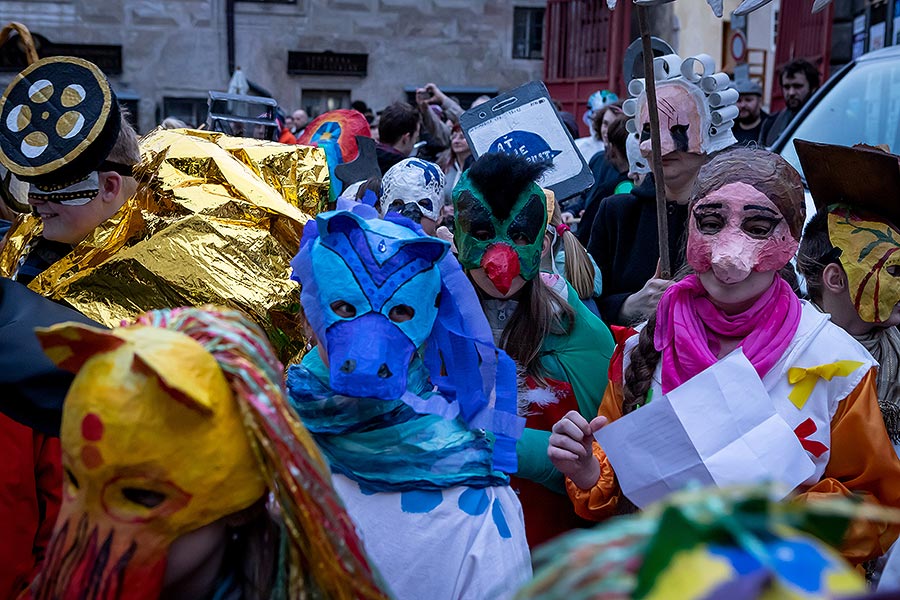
[544,189,603,315]
[451,152,615,547]
[549,147,900,566]
[795,141,900,455]
[32,307,387,600]
[287,210,530,599]
[379,157,445,236]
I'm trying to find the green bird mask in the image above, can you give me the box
[452,154,549,295]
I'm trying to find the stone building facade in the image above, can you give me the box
[0,0,545,133]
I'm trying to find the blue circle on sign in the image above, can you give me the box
[490,130,562,164]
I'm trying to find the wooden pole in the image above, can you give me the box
[636,5,671,280]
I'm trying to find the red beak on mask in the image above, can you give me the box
[481,244,521,295]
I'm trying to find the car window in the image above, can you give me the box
[781,57,900,179]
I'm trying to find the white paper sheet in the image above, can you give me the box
[594,349,815,508]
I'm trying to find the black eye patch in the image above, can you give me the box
[669,124,691,153]
[641,122,651,143]
[456,190,495,239]
[507,194,545,244]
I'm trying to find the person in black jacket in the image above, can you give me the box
[759,59,819,147]
[587,170,693,326]
[576,115,634,247]
[376,102,421,175]
[587,55,738,325]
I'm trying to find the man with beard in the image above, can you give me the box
[731,79,768,146]
[760,59,820,146]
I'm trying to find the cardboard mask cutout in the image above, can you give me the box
[829,208,900,323]
[624,53,737,158]
[35,324,266,600]
[688,182,798,282]
[34,308,388,600]
[294,211,448,400]
[380,157,444,223]
[453,170,548,294]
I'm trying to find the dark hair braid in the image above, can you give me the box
[622,311,660,414]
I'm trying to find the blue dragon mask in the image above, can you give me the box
[293,211,447,400]
[292,210,525,474]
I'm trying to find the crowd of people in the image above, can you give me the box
[1,41,900,600]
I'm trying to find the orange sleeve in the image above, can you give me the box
[564,380,626,521]
[795,369,900,565]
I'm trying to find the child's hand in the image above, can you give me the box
[548,411,607,490]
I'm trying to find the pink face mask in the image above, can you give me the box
[639,84,704,157]
[688,182,798,283]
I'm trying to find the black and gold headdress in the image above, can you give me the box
[0,56,128,204]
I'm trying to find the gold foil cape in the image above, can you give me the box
[0,129,329,361]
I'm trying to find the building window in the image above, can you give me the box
[160,97,208,129]
[513,7,544,60]
[301,90,351,119]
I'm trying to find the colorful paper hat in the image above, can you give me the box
[583,89,620,127]
[35,307,387,600]
[0,56,124,203]
[296,108,371,163]
[519,486,868,600]
[794,139,900,227]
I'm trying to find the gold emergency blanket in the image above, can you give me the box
[0,128,329,362]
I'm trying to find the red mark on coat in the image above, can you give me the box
[794,418,828,458]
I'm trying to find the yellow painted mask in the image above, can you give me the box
[34,323,266,600]
[829,207,900,323]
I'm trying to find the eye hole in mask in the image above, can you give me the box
[418,198,434,212]
[669,124,691,153]
[641,122,651,143]
[389,199,405,212]
[887,265,900,277]
[741,216,781,238]
[122,487,167,509]
[456,190,495,240]
[388,304,415,323]
[695,210,724,235]
[507,194,546,245]
[330,301,357,319]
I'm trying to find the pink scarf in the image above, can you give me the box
[654,274,801,393]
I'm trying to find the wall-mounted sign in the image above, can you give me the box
[870,21,886,52]
[730,30,747,62]
[0,33,122,73]
[287,51,368,77]
[852,14,867,60]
